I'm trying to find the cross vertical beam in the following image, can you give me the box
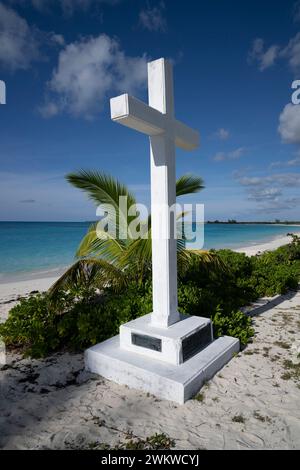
[110,58,199,330]
[148,59,180,328]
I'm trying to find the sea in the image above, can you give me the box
[0,222,299,282]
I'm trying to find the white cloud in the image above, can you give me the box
[236,171,300,213]
[249,32,300,73]
[278,103,300,144]
[270,155,300,168]
[254,199,300,213]
[0,171,150,220]
[50,33,65,46]
[248,38,279,71]
[247,187,282,202]
[213,147,245,162]
[0,3,40,71]
[288,156,300,166]
[238,173,300,188]
[139,2,166,32]
[0,171,94,221]
[225,147,245,159]
[0,3,65,71]
[39,34,148,119]
[238,176,264,186]
[214,128,230,140]
[280,32,300,72]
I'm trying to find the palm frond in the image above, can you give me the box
[67,170,136,208]
[49,171,214,295]
[121,236,152,267]
[176,174,205,197]
[49,258,126,298]
[76,223,126,264]
[67,170,138,239]
[180,249,227,275]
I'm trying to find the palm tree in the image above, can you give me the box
[49,170,223,296]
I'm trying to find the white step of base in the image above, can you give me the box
[85,335,240,404]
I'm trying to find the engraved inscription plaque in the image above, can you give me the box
[131,333,162,352]
[182,324,212,362]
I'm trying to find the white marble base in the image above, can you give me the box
[120,313,212,365]
[85,334,240,404]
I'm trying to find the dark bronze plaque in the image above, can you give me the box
[182,324,212,362]
[131,333,162,352]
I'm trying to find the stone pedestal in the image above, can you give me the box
[120,313,212,366]
[85,314,240,404]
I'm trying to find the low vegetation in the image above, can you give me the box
[281,359,300,382]
[88,433,175,451]
[253,411,272,423]
[1,171,300,358]
[1,237,299,358]
[232,414,246,424]
[194,392,205,402]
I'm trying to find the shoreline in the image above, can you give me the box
[234,231,300,257]
[1,225,299,287]
[0,232,299,311]
[0,276,58,324]
[0,265,69,285]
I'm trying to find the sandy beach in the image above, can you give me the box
[0,233,299,449]
[0,276,58,324]
[0,288,299,449]
[235,231,300,257]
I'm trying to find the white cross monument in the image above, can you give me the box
[85,58,239,404]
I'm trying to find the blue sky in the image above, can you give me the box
[0,0,300,221]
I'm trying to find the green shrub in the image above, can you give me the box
[0,283,153,357]
[57,283,153,350]
[212,306,254,347]
[178,282,218,317]
[0,294,60,357]
[286,233,300,261]
[250,250,300,297]
[1,239,299,358]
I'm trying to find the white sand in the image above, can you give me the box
[235,231,300,257]
[0,277,58,324]
[0,289,299,450]
[0,235,300,449]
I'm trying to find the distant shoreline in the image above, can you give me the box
[0,266,69,285]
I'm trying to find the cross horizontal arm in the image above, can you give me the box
[110,94,166,136]
[173,120,200,151]
[110,93,200,151]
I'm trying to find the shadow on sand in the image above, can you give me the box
[242,288,299,317]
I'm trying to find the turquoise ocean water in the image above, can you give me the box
[0,222,299,282]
